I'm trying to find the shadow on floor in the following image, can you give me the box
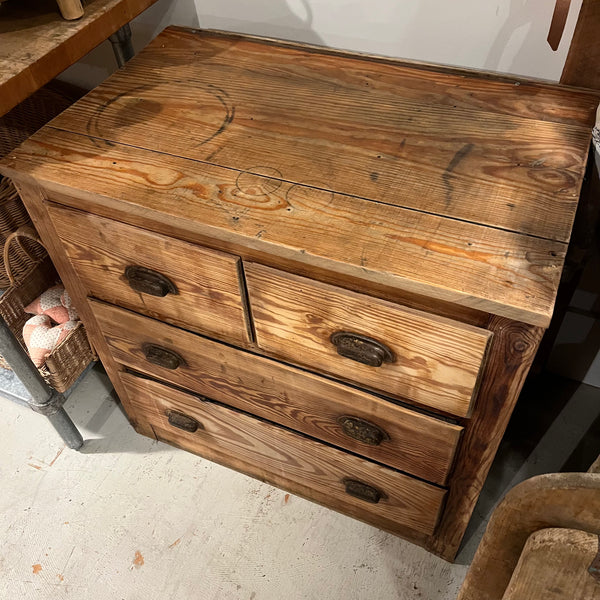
[457,371,600,563]
[64,363,168,455]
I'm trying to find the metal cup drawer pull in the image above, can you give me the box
[330,331,395,367]
[343,479,386,504]
[124,265,178,297]
[167,410,203,433]
[337,415,390,446]
[142,343,184,370]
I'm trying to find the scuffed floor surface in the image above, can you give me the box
[0,366,466,600]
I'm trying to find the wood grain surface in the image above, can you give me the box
[31,181,484,329]
[503,529,600,600]
[48,203,250,345]
[246,263,490,417]
[91,299,463,484]
[0,0,158,116]
[49,27,596,243]
[121,371,447,537]
[1,128,570,327]
[431,317,545,560]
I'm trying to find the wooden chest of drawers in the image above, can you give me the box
[2,26,597,560]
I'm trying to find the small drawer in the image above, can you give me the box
[47,203,250,345]
[90,299,463,485]
[121,371,446,537]
[245,263,491,417]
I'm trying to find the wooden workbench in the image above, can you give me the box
[0,0,159,116]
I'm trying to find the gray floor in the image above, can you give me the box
[0,364,597,599]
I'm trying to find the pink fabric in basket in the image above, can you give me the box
[52,320,79,346]
[22,317,79,368]
[23,315,53,367]
[25,285,70,324]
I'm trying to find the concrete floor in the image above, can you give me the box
[1,365,597,600]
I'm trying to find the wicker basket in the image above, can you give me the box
[0,177,47,288]
[0,226,96,391]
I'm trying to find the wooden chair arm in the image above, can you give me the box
[458,472,600,600]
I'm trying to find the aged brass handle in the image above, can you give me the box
[142,343,184,370]
[337,415,389,446]
[167,410,202,433]
[330,331,395,367]
[124,265,178,297]
[343,479,385,504]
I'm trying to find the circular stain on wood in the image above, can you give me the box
[87,82,235,149]
[235,167,283,196]
[286,183,334,208]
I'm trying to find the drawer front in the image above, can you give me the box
[47,203,250,345]
[245,263,491,417]
[91,299,462,485]
[121,372,446,536]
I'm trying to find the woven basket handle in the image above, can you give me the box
[3,225,47,285]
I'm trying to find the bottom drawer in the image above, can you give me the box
[121,371,446,537]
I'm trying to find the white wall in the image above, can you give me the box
[60,0,583,88]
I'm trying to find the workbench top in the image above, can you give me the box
[0,0,158,116]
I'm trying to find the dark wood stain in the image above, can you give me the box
[442,143,475,205]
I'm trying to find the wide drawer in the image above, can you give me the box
[121,372,446,537]
[91,299,462,485]
[245,263,491,417]
[47,202,250,345]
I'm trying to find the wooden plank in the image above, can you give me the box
[503,529,600,600]
[0,130,569,327]
[48,204,251,346]
[430,317,545,561]
[561,0,600,89]
[457,472,600,599]
[46,27,596,242]
[121,371,447,537]
[0,0,159,116]
[90,299,463,485]
[245,263,491,417]
[161,27,598,126]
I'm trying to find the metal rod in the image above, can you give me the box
[108,23,134,68]
[47,407,84,450]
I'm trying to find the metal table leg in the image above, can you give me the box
[0,319,83,449]
[108,23,134,68]
[47,407,85,449]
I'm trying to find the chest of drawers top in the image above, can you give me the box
[2,26,596,326]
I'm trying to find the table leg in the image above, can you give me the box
[108,23,135,68]
[47,407,84,450]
